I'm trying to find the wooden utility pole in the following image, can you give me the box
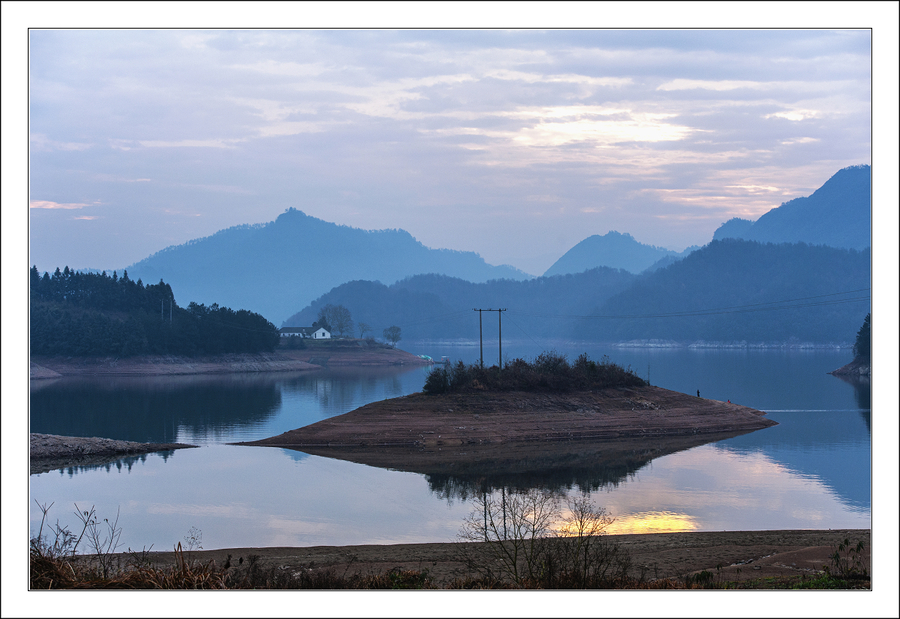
[473,308,507,368]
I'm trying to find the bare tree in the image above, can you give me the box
[357,321,371,338]
[457,489,630,587]
[458,488,561,584]
[318,304,353,337]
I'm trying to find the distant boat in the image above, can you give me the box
[419,355,434,364]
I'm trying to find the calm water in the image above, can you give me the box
[29,344,870,551]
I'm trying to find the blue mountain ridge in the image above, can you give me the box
[125,208,531,324]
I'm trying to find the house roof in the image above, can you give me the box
[279,326,330,335]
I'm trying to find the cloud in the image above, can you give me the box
[137,139,244,149]
[30,133,93,152]
[765,110,821,121]
[71,215,100,220]
[658,79,768,91]
[30,200,90,210]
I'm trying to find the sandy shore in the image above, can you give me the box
[131,529,870,587]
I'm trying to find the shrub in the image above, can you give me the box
[423,351,646,395]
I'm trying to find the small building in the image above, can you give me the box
[279,326,331,339]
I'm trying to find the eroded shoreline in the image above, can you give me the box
[30,433,197,475]
[29,345,429,379]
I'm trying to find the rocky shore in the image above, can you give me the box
[30,433,197,474]
[829,357,871,378]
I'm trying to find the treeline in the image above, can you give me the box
[283,240,870,345]
[30,266,280,357]
[282,267,637,340]
[583,240,871,343]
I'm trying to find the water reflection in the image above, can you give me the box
[34,450,180,478]
[29,366,431,446]
[295,431,766,504]
[30,374,284,444]
[604,511,699,535]
[28,349,871,548]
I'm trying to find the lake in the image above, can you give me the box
[29,343,870,552]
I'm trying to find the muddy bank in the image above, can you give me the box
[30,433,197,475]
[136,528,869,588]
[30,345,428,378]
[242,386,776,481]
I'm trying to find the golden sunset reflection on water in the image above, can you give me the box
[605,511,698,535]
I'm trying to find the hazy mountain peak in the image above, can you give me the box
[543,231,677,277]
[126,208,530,324]
[712,164,870,249]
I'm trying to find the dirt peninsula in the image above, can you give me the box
[241,386,777,480]
[29,342,429,379]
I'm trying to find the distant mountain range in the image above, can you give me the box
[290,240,870,345]
[126,208,530,324]
[284,267,638,340]
[712,164,870,250]
[121,163,870,339]
[542,232,695,276]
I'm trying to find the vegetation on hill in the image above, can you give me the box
[284,240,869,345]
[853,313,871,361]
[583,240,871,343]
[423,351,647,395]
[283,267,637,341]
[30,266,279,357]
[712,164,870,250]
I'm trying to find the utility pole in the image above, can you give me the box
[476,309,484,367]
[473,308,507,368]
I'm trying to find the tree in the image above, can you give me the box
[383,325,401,348]
[458,489,628,587]
[357,322,371,338]
[317,304,353,337]
[853,312,870,360]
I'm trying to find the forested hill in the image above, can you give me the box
[284,240,869,345]
[712,164,870,250]
[125,208,531,324]
[283,267,638,341]
[582,239,871,344]
[30,266,279,356]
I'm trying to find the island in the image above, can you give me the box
[239,385,777,486]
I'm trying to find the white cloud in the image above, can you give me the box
[765,110,820,121]
[30,200,89,210]
[137,139,243,149]
[658,78,768,91]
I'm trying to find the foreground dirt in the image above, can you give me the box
[30,344,429,378]
[30,433,196,475]
[137,529,870,588]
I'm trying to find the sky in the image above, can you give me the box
[4,6,900,616]
[20,14,879,277]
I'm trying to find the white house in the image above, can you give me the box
[279,326,331,339]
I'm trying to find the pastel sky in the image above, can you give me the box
[23,21,876,276]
